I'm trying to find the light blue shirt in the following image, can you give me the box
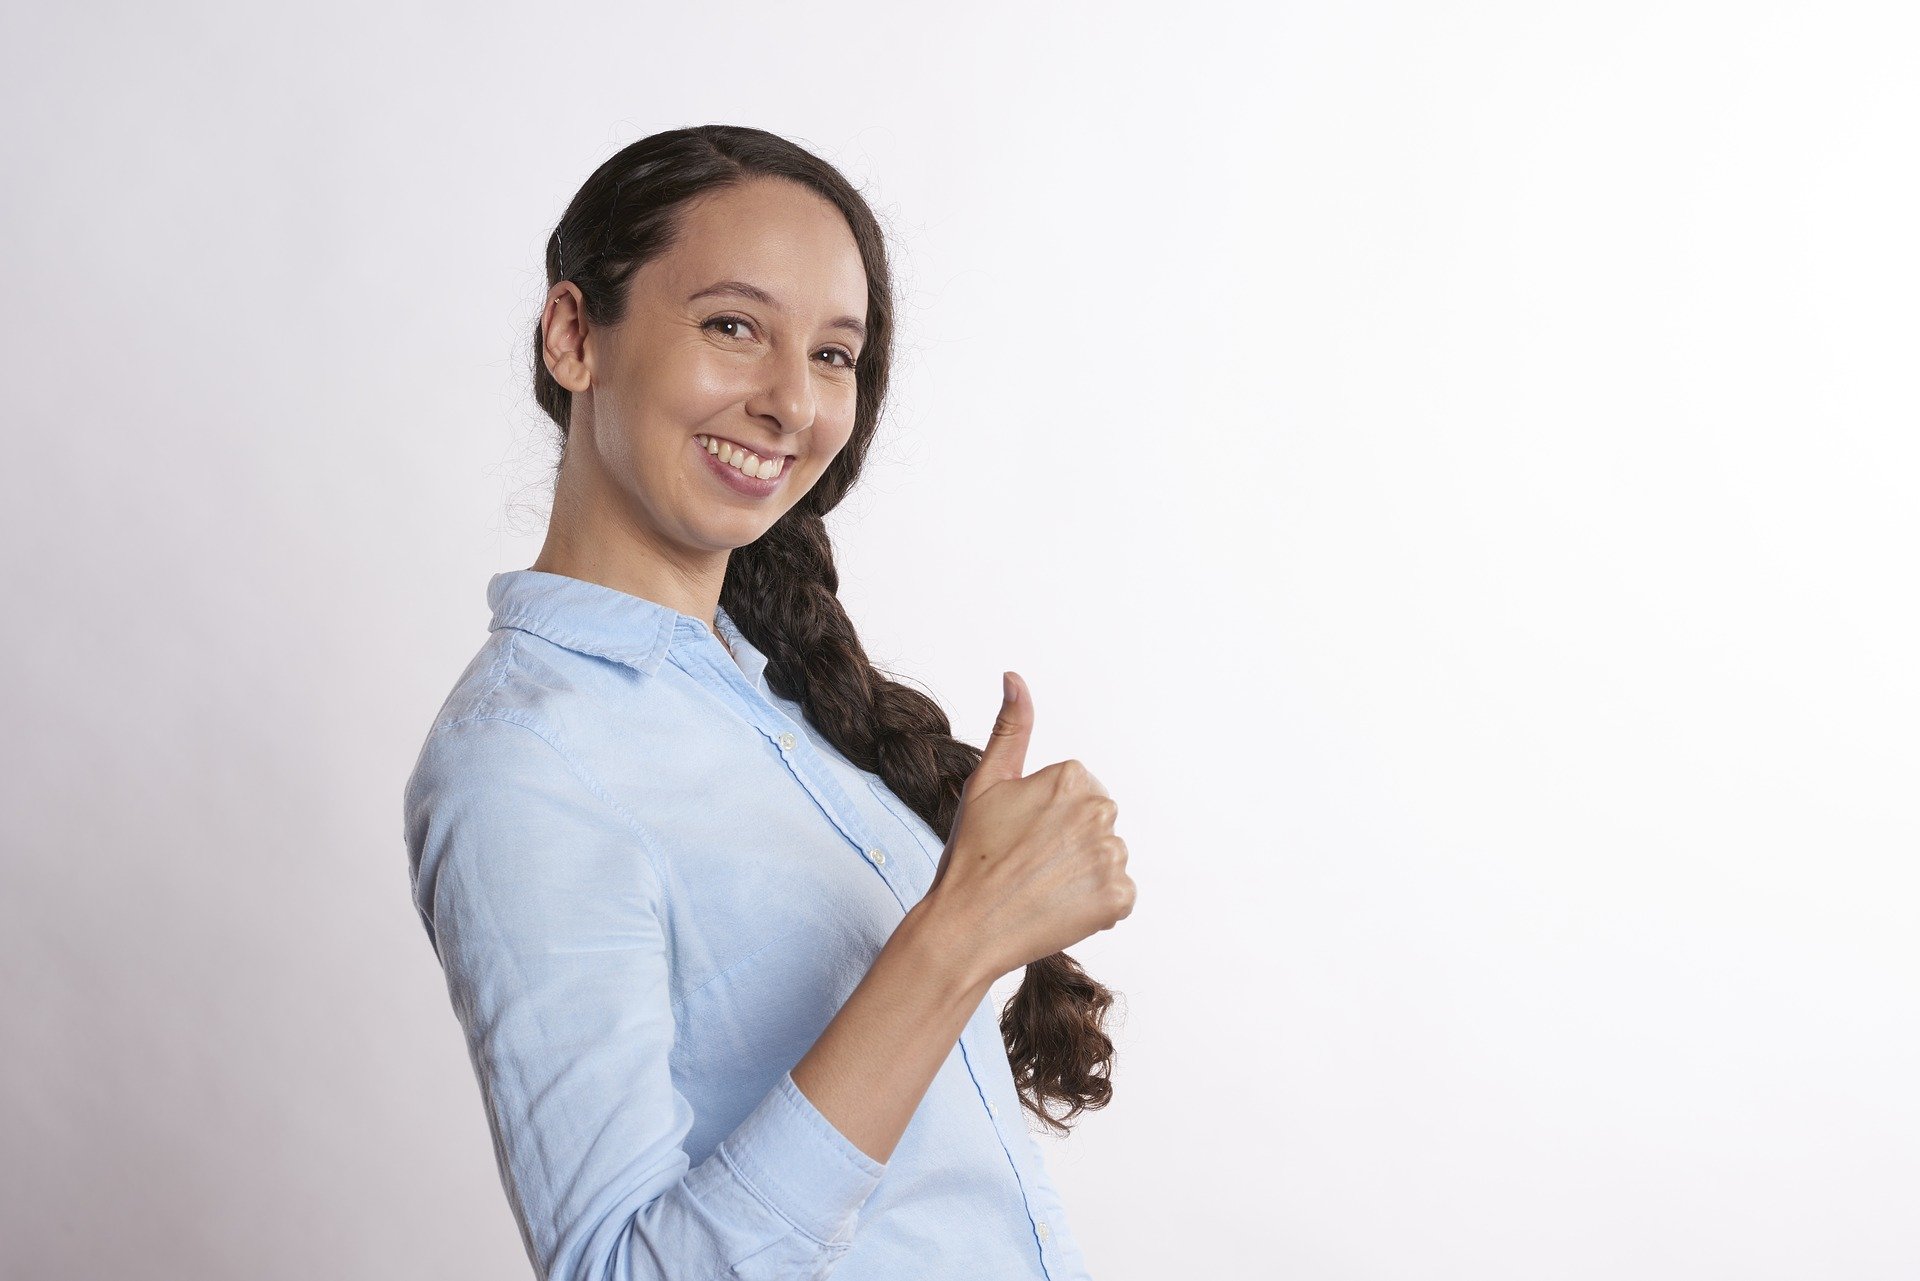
[403,569,1094,1281]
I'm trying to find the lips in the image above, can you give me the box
[696,435,787,498]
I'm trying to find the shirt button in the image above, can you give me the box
[1037,1221,1051,1243]
[987,1102,999,1118]
[864,847,887,865]
[777,731,796,751]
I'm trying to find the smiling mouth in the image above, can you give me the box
[695,433,793,479]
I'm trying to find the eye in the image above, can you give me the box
[703,314,757,341]
[704,315,858,371]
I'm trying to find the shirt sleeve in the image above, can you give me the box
[403,713,888,1281]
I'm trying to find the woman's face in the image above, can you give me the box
[558,176,869,558]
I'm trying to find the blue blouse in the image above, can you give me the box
[402,569,1094,1281]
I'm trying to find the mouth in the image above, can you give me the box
[694,434,791,497]
[696,433,794,471]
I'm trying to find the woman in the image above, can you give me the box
[403,125,1135,1281]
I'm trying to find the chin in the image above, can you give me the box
[696,510,782,551]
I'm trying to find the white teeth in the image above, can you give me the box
[699,435,785,480]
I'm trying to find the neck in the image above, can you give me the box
[534,473,729,633]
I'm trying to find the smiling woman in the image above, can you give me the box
[402,125,1130,1281]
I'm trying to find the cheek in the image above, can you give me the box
[823,398,860,453]
[629,343,748,426]
[675,349,757,411]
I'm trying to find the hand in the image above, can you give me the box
[921,671,1135,985]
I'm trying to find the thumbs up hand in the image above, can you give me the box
[923,671,1135,985]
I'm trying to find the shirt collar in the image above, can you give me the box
[486,569,769,688]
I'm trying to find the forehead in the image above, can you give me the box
[643,178,867,318]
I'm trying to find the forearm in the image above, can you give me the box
[790,899,998,1165]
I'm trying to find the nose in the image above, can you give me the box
[743,347,817,440]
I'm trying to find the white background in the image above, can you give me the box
[3,2,1916,1277]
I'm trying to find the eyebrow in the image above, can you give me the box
[687,279,867,342]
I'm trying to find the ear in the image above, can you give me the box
[543,283,594,395]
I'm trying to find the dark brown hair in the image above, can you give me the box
[529,125,1116,1133]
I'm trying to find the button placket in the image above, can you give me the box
[689,641,909,903]
[947,1023,1066,1278]
[758,721,912,903]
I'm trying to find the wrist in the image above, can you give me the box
[895,894,1000,1005]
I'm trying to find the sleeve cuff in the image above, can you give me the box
[693,1069,888,1248]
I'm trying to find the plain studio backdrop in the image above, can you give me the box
[3,2,1915,1278]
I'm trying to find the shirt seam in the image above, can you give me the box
[436,632,675,897]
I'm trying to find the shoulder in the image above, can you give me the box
[413,626,679,769]
[421,628,622,732]
[401,683,668,921]
[401,628,647,833]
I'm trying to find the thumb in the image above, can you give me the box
[969,670,1033,791]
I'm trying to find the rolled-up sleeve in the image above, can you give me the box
[404,713,887,1281]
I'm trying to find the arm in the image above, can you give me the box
[406,715,978,1281]
[791,896,994,1165]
